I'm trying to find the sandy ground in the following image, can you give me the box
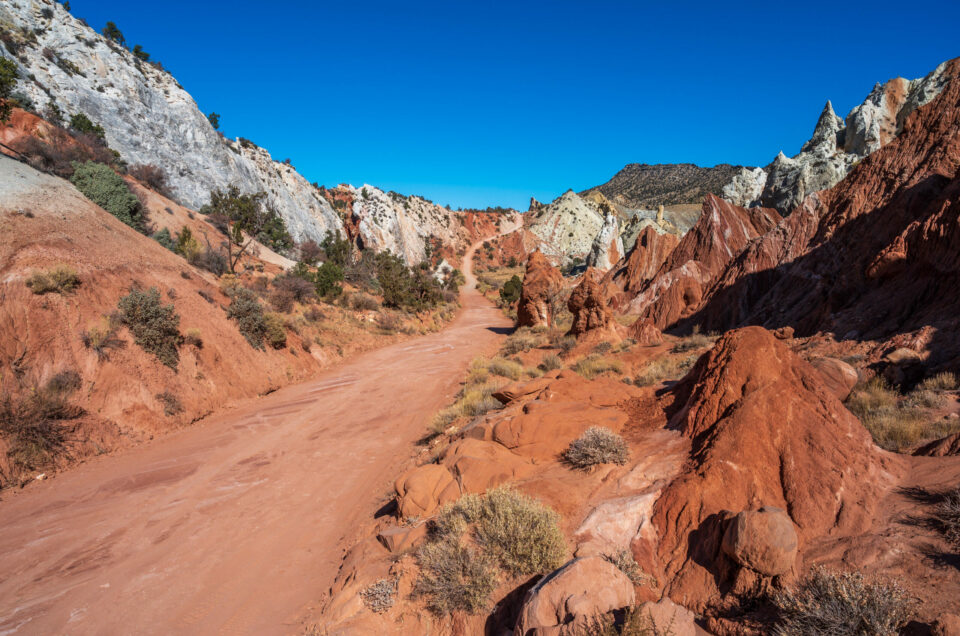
[0,228,518,635]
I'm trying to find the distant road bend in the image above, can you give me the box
[0,222,520,635]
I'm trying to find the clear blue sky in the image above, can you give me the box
[70,0,959,210]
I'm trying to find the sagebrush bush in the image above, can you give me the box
[226,288,267,349]
[573,355,623,379]
[771,567,913,636]
[415,540,499,615]
[487,357,523,380]
[920,372,959,392]
[70,161,145,232]
[502,329,543,354]
[26,265,80,294]
[264,313,287,349]
[603,549,654,587]
[0,373,83,481]
[416,487,565,614]
[183,328,203,348]
[564,427,629,468]
[117,287,182,369]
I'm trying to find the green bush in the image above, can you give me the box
[564,427,629,468]
[70,161,144,231]
[499,274,522,305]
[314,261,344,298]
[0,57,19,123]
[320,230,351,267]
[151,227,176,251]
[226,287,267,349]
[375,251,442,311]
[26,265,80,294]
[68,112,106,140]
[772,567,913,635]
[117,287,182,369]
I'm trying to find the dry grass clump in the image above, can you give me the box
[771,567,913,636]
[670,328,715,353]
[573,355,623,380]
[846,377,960,451]
[936,486,960,546]
[603,549,654,587]
[183,328,203,348]
[360,579,396,614]
[552,333,578,355]
[26,265,80,295]
[920,372,959,392]
[579,606,676,635]
[502,328,545,355]
[564,427,629,468]
[538,353,562,372]
[0,372,82,481]
[487,356,523,380]
[415,487,566,614]
[632,354,698,387]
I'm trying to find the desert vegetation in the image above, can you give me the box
[70,160,146,232]
[564,427,629,468]
[771,567,914,635]
[25,265,80,294]
[116,287,182,369]
[415,487,566,614]
[846,374,960,451]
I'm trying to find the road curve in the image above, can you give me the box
[0,231,517,635]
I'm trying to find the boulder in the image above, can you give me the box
[720,506,798,576]
[377,523,427,553]
[514,556,634,636]
[439,438,532,494]
[492,377,554,405]
[567,268,615,337]
[933,613,960,636]
[517,250,565,328]
[636,599,697,636]
[393,464,460,519]
[810,357,859,401]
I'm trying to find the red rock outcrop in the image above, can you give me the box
[916,431,960,457]
[604,225,679,311]
[567,267,616,337]
[517,249,565,328]
[646,327,904,612]
[624,195,781,329]
[630,318,664,346]
[669,59,960,370]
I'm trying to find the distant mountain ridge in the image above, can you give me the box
[580,163,750,210]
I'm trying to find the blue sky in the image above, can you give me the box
[70,0,959,210]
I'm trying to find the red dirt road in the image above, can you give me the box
[0,237,515,635]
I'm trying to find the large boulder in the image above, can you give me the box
[517,250,565,328]
[567,268,615,337]
[514,556,635,636]
[720,506,798,577]
[809,357,859,401]
[393,464,460,519]
[648,327,904,611]
[636,599,697,636]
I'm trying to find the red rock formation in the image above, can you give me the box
[645,327,903,612]
[567,267,615,337]
[630,318,664,345]
[625,195,781,329]
[604,225,679,311]
[517,249,564,328]
[671,59,960,370]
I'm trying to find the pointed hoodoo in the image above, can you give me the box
[801,99,845,152]
[656,204,664,225]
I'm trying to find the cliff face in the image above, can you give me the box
[723,61,951,213]
[0,0,344,244]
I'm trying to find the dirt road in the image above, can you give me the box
[0,235,516,635]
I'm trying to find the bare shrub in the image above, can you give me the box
[376,311,402,332]
[155,391,183,416]
[538,353,562,372]
[0,373,83,480]
[183,328,203,348]
[349,292,380,312]
[360,579,396,614]
[81,317,125,360]
[502,328,544,354]
[128,164,172,198]
[633,354,697,387]
[414,540,498,615]
[603,549,655,587]
[564,427,629,468]
[920,372,959,392]
[936,486,960,546]
[771,567,914,636]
